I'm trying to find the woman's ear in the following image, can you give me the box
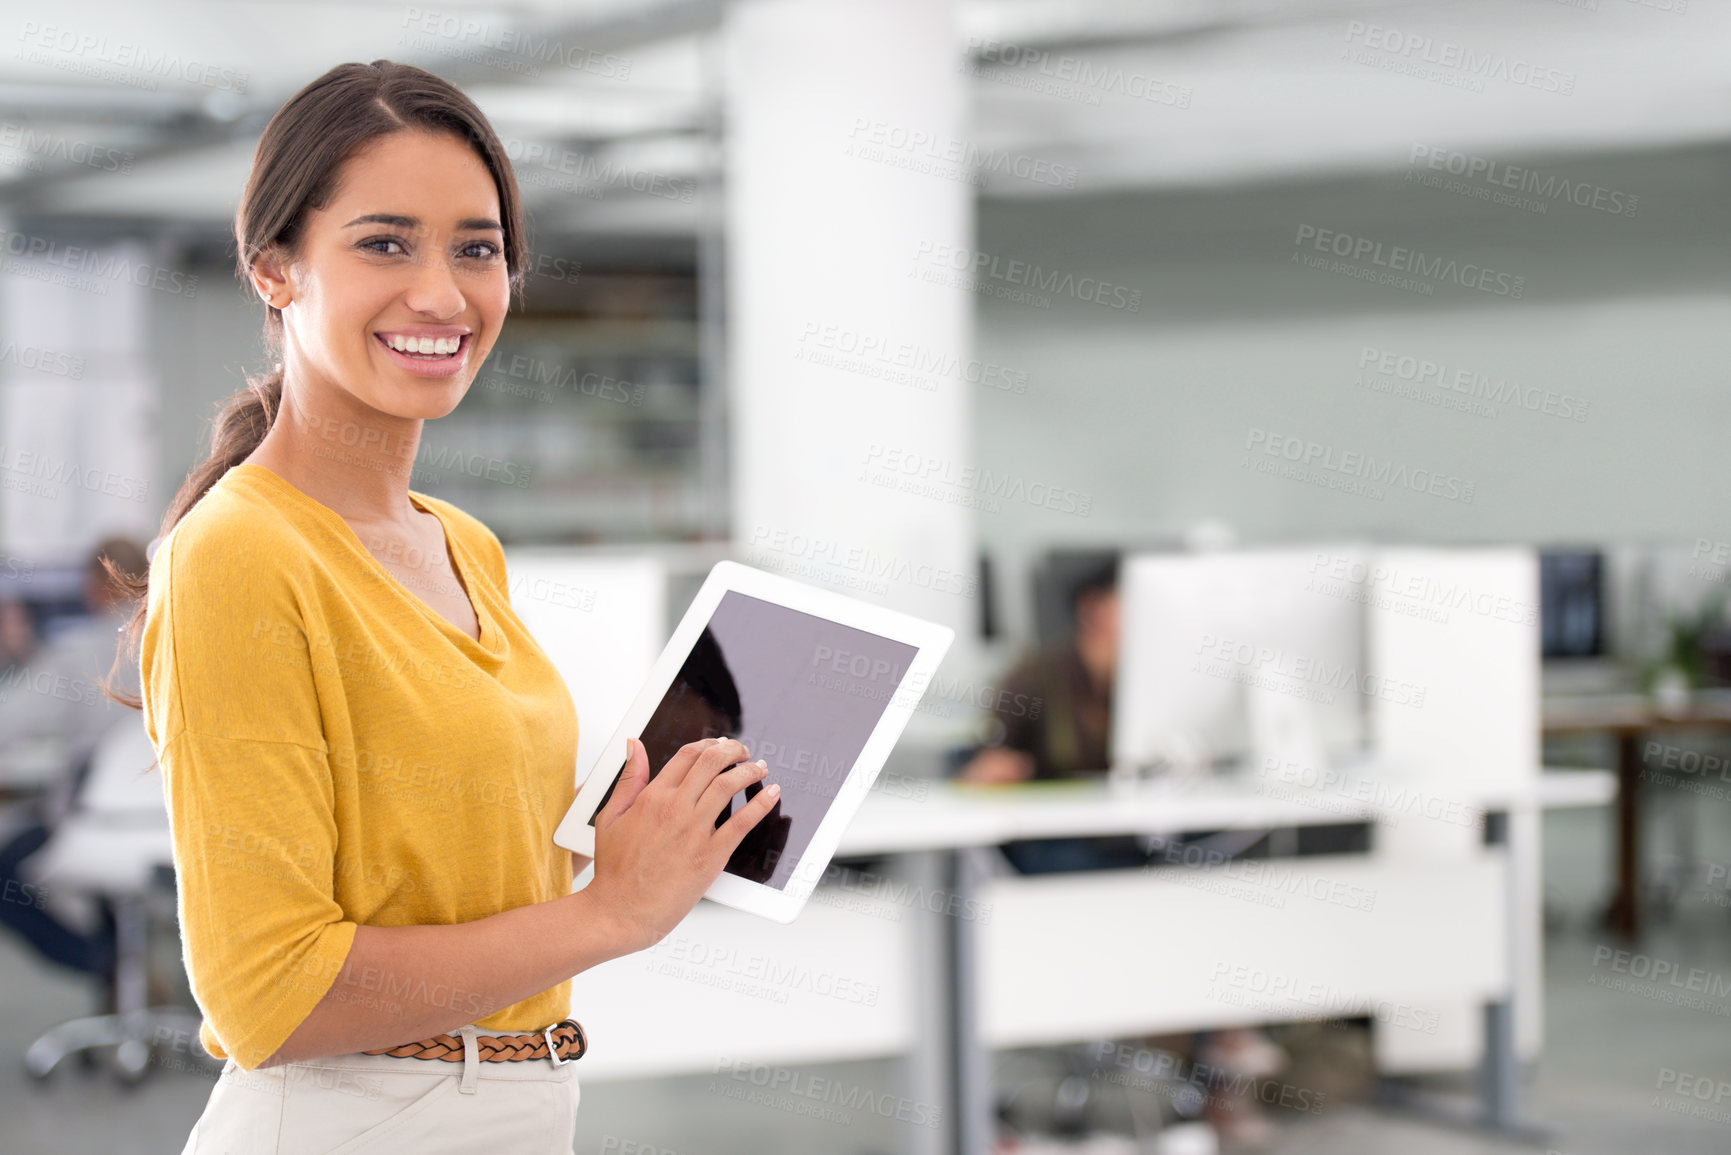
[250,250,293,309]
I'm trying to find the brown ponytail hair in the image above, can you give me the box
[104,59,529,708]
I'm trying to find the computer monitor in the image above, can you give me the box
[1111,548,1368,774]
[1539,550,1604,659]
[1030,543,1179,650]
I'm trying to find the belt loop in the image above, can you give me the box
[457,1025,480,1094]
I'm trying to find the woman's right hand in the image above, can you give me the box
[586,736,780,954]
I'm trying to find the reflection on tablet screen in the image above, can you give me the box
[589,591,919,889]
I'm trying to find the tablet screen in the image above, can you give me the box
[589,590,919,889]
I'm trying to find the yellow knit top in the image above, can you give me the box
[139,462,578,1070]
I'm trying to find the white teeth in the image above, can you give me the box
[384,334,461,355]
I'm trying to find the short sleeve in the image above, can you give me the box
[141,517,358,1070]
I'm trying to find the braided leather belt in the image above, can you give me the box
[361,1018,587,1064]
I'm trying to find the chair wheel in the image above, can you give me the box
[115,1039,150,1084]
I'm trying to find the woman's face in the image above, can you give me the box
[264,128,511,422]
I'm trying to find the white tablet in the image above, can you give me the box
[552,559,955,923]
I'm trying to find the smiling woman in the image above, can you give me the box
[98,59,782,1155]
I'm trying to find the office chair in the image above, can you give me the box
[21,716,209,1082]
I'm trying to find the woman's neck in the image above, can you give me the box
[243,389,425,530]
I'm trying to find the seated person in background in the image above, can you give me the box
[958,554,1290,1148]
[955,557,1149,873]
[0,537,150,992]
[0,597,37,672]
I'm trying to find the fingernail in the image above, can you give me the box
[766,783,780,796]
[755,759,767,769]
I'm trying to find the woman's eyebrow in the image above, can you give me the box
[342,212,503,232]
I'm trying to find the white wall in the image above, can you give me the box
[968,146,1731,640]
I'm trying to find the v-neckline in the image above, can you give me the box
[234,462,500,659]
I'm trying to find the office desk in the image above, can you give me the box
[835,769,1613,856]
[566,768,1612,1155]
[1543,690,1731,938]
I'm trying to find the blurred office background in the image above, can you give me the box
[2,0,1729,1152]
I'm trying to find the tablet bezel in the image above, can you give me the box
[551,559,955,923]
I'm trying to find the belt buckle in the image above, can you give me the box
[543,1020,574,1068]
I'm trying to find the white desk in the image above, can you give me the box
[836,768,1612,856]
[565,768,1613,1155]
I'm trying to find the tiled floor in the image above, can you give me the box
[4,797,1730,1154]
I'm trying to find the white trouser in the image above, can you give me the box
[178,1023,581,1154]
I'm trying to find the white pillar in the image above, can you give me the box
[724,0,976,669]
